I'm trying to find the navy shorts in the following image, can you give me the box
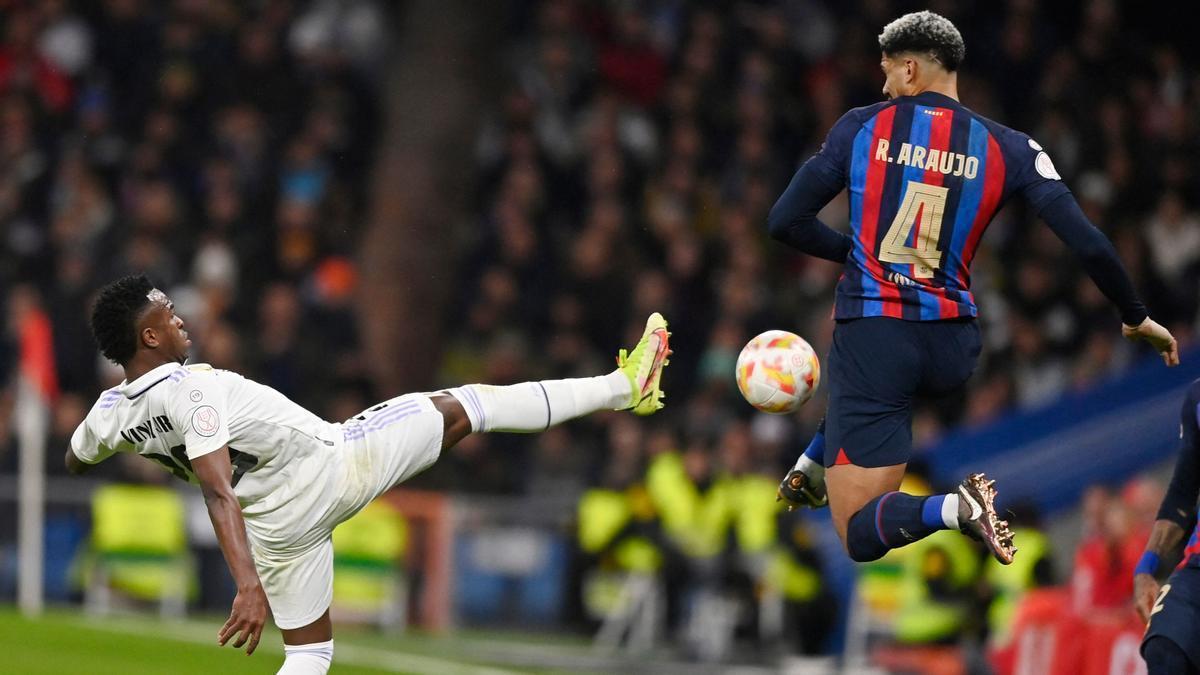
[1143,565,1200,669]
[824,317,981,468]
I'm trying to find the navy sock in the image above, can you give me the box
[845,492,947,562]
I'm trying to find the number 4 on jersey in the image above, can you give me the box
[878,180,949,279]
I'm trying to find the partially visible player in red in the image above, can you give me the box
[770,10,1178,567]
[1069,489,1141,615]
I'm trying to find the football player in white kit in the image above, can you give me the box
[67,275,672,674]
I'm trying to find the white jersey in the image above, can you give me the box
[73,361,447,629]
[71,362,344,543]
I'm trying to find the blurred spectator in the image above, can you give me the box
[2,0,1198,660]
[451,0,1200,516]
[0,7,73,114]
[1069,487,1142,615]
[983,502,1055,649]
[0,1,383,428]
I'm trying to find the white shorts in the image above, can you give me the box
[250,393,444,630]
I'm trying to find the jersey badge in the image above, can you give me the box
[192,405,221,437]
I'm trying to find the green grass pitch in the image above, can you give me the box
[0,607,586,674]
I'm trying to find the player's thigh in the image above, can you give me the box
[1142,567,1200,672]
[824,317,921,469]
[254,537,334,633]
[281,609,332,646]
[825,462,907,542]
[335,393,444,519]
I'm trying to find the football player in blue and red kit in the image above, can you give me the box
[1135,381,1200,674]
[770,11,1178,566]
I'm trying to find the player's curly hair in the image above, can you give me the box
[90,274,154,365]
[878,11,965,72]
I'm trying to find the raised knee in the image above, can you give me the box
[430,392,473,449]
[431,392,467,424]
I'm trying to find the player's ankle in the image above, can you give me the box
[605,369,635,408]
[921,493,959,530]
[795,453,825,479]
[942,493,960,529]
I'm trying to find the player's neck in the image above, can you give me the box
[911,74,959,101]
[122,353,177,383]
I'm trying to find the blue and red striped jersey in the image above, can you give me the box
[1163,380,1200,570]
[815,91,1068,320]
[1182,526,1200,570]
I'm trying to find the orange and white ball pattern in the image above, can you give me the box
[735,330,820,414]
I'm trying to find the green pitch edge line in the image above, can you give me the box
[73,615,521,675]
[0,609,521,675]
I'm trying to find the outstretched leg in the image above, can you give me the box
[433,313,670,451]
[782,420,969,557]
[827,462,1014,564]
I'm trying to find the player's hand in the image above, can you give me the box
[1123,317,1180,367]
[219,583,269,655]
[1134,572,1160,623]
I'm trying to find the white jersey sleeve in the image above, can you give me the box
[69,418,117,464]
[165,367,231,461]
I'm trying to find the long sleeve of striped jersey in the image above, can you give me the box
[1157,383,1200,532]
[767,154,854,263]
[1037,192,1148,327]
[766,110,862,263]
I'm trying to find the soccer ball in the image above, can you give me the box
[735,330,820,414]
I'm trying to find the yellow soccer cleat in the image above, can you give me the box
[617,312,671,416]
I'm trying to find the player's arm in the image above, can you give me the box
[65,419,116,475]
[1134,388,1200,621]
[65,449,91,475]
[1135,521,1186,623]
[766,155,853,262]
[192,447,268,654]
[767,110,859,263]
[1037,192,1178,366]
[164,372,265,652]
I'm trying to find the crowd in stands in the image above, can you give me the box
[0,0,1198,661]
[0,0,384,482]
[433,0,1200,660]
[441,0,1200,497]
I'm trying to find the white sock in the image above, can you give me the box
[445,372,631,433]
[792,453,825,478]
[278,640,333,674]
[941,493,961,529]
